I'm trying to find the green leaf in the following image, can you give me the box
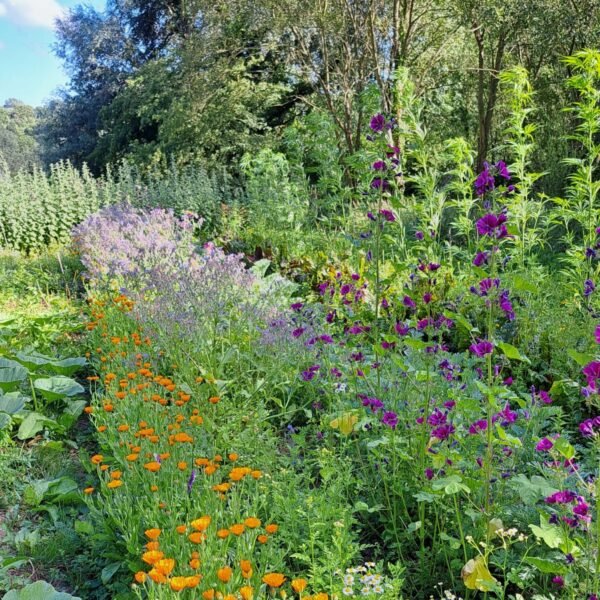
[48,358,87,376]
[17,412,57,440]
[34,377,84,401]
[0,413,11,430]
[553,437,576,460]
[1,580,81,599]
[14,351,53,371]
[0,392,26,415]
[0,358,28,392]
[567,348,595,366]
[524,557,568,575]
[511,275,538,294]
[497,342,530,363]
[511,474,558,505]
[529,515,564,549]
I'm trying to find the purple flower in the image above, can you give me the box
[382,411,398,429]
[427,409,447,426]
[290,302,303,312]
[469,419,488,435]
[348,323,370,335]
[551,576,564,588]
[545,490,577,504]
[371,178,389,191]
[595,324,600,344]
[403,295,416,310]
[573,501,589,516]
[372,160,386,171]
[292,327,305,338]
[431,423,455,441]
[495,160,511,180]
[535,437,553,452]
[469,339,494,357]
[379,209,395,222]
[370,113,386,133]
[475,162,495,196]
[415,230,424,240]
[472,251,489,267]
[187,469,197,495]
[425,468,434,480]
[476,212,508,239]
[584,279,595,297]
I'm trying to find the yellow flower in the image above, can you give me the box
[244,517,261,529]
[191,516,211,531]
[107,480,123,489]
[217,566,232,583]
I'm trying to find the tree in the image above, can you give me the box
[0,99,40,173]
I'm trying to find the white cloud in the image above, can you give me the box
[0,0,64,28]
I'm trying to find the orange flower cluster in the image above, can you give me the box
[83,295,331,597]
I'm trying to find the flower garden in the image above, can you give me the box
[2,51,600,600]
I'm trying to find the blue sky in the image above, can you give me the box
[0,0,105,106]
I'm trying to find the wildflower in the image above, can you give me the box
[218,566,232,583]
[535,438,553,452]
[107,479,123,489]
[495,160,511,180]
[142,550,164,565]
[381,411,398,429]
[155,559,175,575]
[240,587,254,600]
[476,213,508,239]
[472,251,489,267]
[91,454,103,465]
[551,575,564,588]
[144,461,161,472]
[191,516,211,531]
[187,469,197,494]
[217,529,230,539]
[83,487,94,494]
[292,579,308,593]
[379,209,395,222]
[134,571,146,583]
[229,523,245,535]
[369,114,386,133]
[265,523,279,534]
[244,517,261,529]
[145,528,161,540]
[475,162,495,196]
[469,340,494,357]
[263,573,286,588]
[584,279,595,297]
[188,532,205,543]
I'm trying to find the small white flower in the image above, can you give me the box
[373,585,384,594]
[360,587,370,596]
[342,587,354,596]
[343,574,355,586]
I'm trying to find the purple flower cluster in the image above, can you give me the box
[474,160,511,196]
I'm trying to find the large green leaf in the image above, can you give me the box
[48,358,87,376]
[14,352,53,371]
[34,377,84,401]
[0,392,27,415]
[2,580,81,600]
[17,412,58,440]
[0,413,11,430]
[0,358,28,392]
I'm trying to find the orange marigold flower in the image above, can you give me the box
[188,532,205,544]
[240,560,252,572]
[185,575,201,588]
[244,517,261,529]
[194,457,209,467]
[313,594,328,600]
[292,579,308,593]
[134,571,146,584]
[216,529,230,539]
[265,523,279,534]
[100,464,109,471]
[148,568,167,584]
[170,577,187,592]
[190,516,211,531]
[229,523,245,536]
[204,464,218,475]
[117,424,130,432]
[263,573,286,588]
[126,453,139,461]
[154,558,175,575]
[145,528,161,540]
[144,461,161,472]
[251,470,262,479]
[111,470,122,480]
[97,425,107,432]
[213,483,231,493]
[141,550,164,565]
[257,534,268,544]
[91,454,103,465]
[240,586,254,600]
[103,403,114,411]
[228,453,239,461]
[202,590,215,600]
[189,558,201,569]
[176,525,187,534]
[217,566,232,583]
[208,396,220,404]
[145,541,160,551]
[83,487,94,495]
[242,569,253,579]
[84,406,94,414]
[150,485,159,492]
[173,432,193,443]
[107,480,123,489]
